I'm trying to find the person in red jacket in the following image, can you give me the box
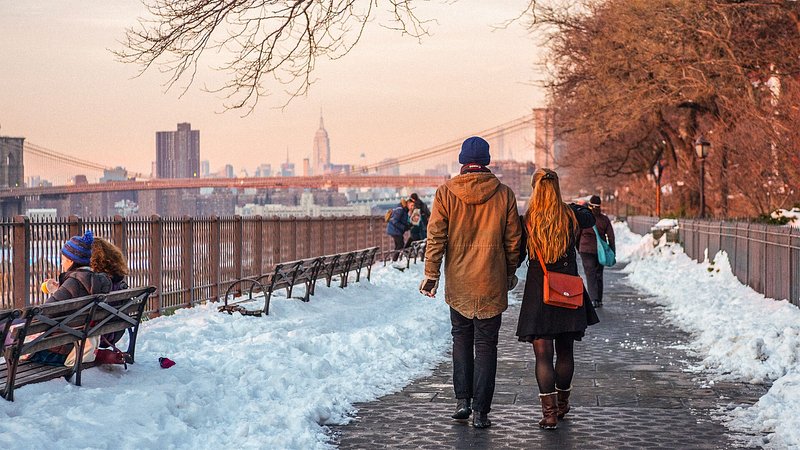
[577,195,616,308]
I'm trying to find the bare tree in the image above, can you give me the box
[528,0,800,216]
[116,0,430,111]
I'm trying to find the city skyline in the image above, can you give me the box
[0,1,544,177]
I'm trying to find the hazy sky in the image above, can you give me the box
[0,1,545,178]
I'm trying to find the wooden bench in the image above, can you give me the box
[0,286,155,401]
[83,287,155,367]
[219,247,379,317]
[381,239,426,269]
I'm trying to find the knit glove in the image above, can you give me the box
[418,278,439,297]
[507,275,518,291]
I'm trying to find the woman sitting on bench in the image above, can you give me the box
[32,230,112,365]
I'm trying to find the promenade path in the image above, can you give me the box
[333,263,766,449]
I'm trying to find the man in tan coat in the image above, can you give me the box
[419,136,522,428]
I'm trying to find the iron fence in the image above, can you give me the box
[626,216,799,307]
[1,215,391,314]
[626,216,660,236]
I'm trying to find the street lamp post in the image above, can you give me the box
[652,160,665,217]
[694,136,711,218]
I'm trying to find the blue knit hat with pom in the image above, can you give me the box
[459,136,491,166]
[61,229,94,266]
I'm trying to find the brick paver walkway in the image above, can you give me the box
[332,263,766,449]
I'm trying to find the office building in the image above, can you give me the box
[156,123,200,178]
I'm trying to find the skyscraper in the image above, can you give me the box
[312,112,330,175]
[156,123,200,178]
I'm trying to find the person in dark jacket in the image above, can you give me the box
[386,199,411,262]
[409,192,431,223]
[91,237,130,347]
[405,198,427,247]
[517,169,599,430]
[577,195,616,308]
[34,230,112,365]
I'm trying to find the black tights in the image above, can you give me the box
[532,338,575,393]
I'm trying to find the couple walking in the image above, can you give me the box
[420,136,599,429]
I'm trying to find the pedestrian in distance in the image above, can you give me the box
[577,195,616,308]
[516,168,599,430]
[419,136,522,429]
[405,198,427,248]
[386,198,411,266]
[409,192,431,223]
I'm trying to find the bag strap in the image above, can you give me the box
[532,243,549,277]
[593,225,606,242]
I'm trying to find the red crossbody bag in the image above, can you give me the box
[534,248,584,309]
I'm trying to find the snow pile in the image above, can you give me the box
[616,222,800,448]
[0,263,451,449]
[771,207,800,228]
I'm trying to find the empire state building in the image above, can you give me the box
[312,113,330,175]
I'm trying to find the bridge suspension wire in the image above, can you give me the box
[24,142,150,179]
[356,114,535,173]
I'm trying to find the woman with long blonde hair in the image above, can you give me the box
[516,168,599,430]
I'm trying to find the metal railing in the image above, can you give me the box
[626,216,800,307]
[626,216,660,236]
[1,215,392,314]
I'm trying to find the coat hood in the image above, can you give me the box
[446,172,501,205]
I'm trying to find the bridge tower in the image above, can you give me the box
[0,136,25,217]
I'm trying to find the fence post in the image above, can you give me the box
[304,217,312,258]
[210,216,221,301]
[254,215,263,276]
[361,216,368,249]
[272,216,282,265]
[181,216,193,307]
[67,214,82,238]
[234,215,243,281]
[149,215,163,315]
[112,214,126,255]
[317,217,325,256]
[287,216,297,261]
[745,222,751,287]
[12,215,30,309]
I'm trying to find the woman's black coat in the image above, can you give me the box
[516,204,600,340]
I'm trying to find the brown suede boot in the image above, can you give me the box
[538,392,558,429]
[556,386,571,419]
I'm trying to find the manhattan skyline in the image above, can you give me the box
[0,1,544,176]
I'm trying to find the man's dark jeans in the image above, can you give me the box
[391,234,405,261]
[450,307,502,414]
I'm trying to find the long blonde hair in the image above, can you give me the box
[525,168,577,263]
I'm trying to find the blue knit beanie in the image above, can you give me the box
[459,136,491,166]
[62,229,94,266]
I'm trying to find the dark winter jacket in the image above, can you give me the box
[47,266,112,303]
[409,208,427,241]
[415,199,431,222]
[386,205,410,236]
[109,274,129,292]
[516,204,599,339]
[577,211,615,254]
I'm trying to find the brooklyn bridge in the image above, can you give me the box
[0,112,553,217]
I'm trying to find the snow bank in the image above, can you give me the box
[771,207,800,229]
[0,263,451,449]
[616,222,800,448]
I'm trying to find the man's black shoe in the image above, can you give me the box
[452,398,472,420]
[473,411,491,428]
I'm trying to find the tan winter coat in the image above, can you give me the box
[424,172,522,319]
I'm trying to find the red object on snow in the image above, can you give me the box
[159,357,176,369]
